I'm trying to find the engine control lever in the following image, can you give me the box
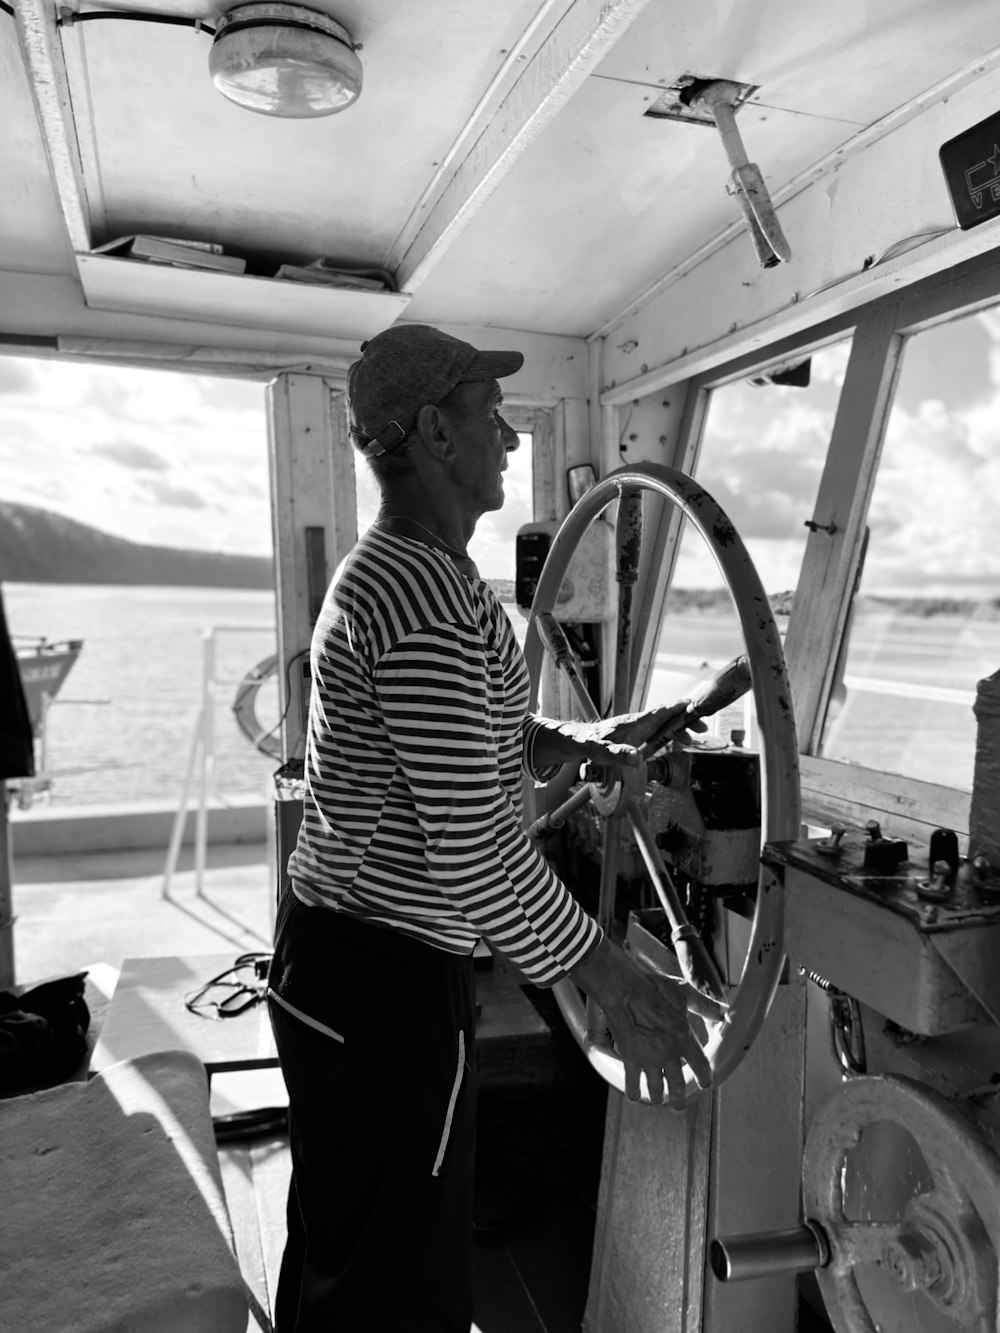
[640,655,752,759]
[685,654,752,722]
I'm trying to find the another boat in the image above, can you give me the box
[14,638,83,735]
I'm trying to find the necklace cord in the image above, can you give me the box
[375,516,469,560]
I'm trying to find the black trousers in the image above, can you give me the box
[267,891,477,1333]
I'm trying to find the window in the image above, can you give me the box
[818,311,1000,790]
[645,342,852,739]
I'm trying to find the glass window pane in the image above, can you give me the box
[645,342,851,743]
[469,431,534,586]
[818,311,1000,790]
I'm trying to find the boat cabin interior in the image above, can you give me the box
[3,1,1000,1331]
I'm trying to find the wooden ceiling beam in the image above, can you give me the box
[13,0,92,255]
[393,0,654,294]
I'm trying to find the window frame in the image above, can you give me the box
[643,249,1000,841]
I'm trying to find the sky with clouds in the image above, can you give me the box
[0,352,534,582]
[675,312,1000,596]
[0,355,273,557]
[1,309,998,593]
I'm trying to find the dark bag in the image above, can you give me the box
[0,971,90,1096]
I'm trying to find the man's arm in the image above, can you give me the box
[377,626,722,1098]
[527,703,706,773]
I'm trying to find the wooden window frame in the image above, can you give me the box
[640,248,1000,840]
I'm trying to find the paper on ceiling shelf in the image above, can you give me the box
[308,257,394,285]
[91,235,247,274]
[274,264,392,290]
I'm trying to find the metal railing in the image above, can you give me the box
[162,625,275,898]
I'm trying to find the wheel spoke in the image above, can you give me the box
[534,610,601,721]
[526,782,594,843]
[596,809,624,936]
[586,807,624,1040]
[628,805,727,1003]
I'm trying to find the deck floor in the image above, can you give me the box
[10,838,603,1332]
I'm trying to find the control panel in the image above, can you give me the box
[764,826,1000,1035]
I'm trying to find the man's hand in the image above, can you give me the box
[571,936,727,1108]
[532,703,706,772]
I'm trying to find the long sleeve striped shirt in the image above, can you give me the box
[286,526,601,986]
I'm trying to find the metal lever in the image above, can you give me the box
[638,655,753,761]
[691,81,792,268]
[710,1223,830,1283]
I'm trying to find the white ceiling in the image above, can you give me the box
[5,0,1000,339]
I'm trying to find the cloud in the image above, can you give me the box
[10,476,70,505]
[0,357,41,395]
[895,315,993,414]
[0,358,272,554]
[91,439,169,471]
[139,478,208,510]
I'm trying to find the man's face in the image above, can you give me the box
[440,379,520,515]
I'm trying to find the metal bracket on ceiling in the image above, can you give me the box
[689,80,792,270]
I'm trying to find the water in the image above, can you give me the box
[4,583,531,810]
[6,584,279,808]
[6,584,998,808]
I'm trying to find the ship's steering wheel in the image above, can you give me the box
[524,463,801,1104]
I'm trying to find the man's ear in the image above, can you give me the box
[415,402,457,460]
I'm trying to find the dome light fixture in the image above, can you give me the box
[209,3,363,118]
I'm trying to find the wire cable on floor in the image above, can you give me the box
[184,951,273,1019]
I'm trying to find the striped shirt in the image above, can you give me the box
[287,527,601,986]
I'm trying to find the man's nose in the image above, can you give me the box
[499,415,519,450]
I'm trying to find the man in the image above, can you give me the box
[267,323,724,1332]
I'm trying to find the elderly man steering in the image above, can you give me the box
[267,323,725,1333]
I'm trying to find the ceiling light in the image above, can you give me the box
[210,3,363,118]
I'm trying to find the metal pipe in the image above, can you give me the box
[691,80,792,267]
[613,487,643,713]
[710,1223,829,1283]
[526,782,593,841]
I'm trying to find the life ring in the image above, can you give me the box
[232,653,283,759]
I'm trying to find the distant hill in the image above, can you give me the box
[0,501,273,589]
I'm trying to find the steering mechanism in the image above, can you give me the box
[712,1074,1000,1333]
[524,463,801,1103]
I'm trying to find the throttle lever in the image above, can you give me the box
[686,654,752,721]
[640,654,753,758]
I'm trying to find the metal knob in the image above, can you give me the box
[928,828,960,876]
[816,822,847,857]
[917,860,952,902]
